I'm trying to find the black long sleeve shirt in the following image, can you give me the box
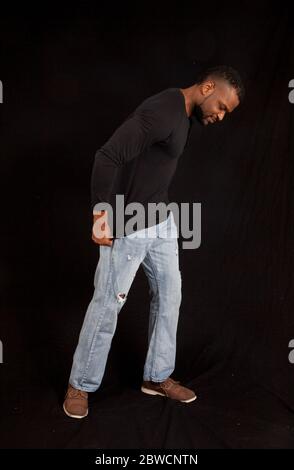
[91,87,192,237]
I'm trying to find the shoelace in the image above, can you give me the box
[67,388,88,400]
[161,378,181,390]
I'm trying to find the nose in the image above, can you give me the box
[217,111,226,121]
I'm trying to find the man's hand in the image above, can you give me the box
[92,210,113,246]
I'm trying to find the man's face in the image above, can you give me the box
[193,80,240,125]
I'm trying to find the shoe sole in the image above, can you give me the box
[141,386,197,403]
[63,403,88,419]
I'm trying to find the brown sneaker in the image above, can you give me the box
[141,377,197,403]
[63,384,89,419]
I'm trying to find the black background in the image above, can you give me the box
[1,1,294,449]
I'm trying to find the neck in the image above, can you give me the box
[179,85,202,117]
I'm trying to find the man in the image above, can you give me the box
[63,65,245,419]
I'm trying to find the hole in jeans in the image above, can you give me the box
[117,293,127,303]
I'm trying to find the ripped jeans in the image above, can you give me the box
[69,213,181,392]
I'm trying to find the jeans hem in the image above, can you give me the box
[143,375,170,383]
[69,381,98,393]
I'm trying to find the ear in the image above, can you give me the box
[200,80,216,97]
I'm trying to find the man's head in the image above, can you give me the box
[192,65,245,125]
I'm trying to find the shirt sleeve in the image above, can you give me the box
[90,102,176,211]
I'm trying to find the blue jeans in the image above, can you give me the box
[69,212,182,392]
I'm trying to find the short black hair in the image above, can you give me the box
[195,65,245,102]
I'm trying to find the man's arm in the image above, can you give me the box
[91,104,175,211]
